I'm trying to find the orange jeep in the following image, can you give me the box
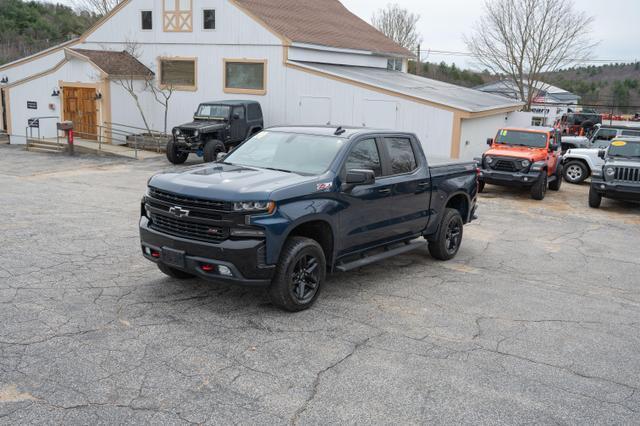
[476,127,563,200]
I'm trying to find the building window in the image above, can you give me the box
[141,11,153,30]
[159,58,197,90]
[224,60,267,95]
[164,0,193,32]
[203,9,216,30]
[387,58,402,71]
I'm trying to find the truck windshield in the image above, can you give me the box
[608,140,640,158]
[224,131,346,175]
[196,105,230,119]
[496,130,547,148]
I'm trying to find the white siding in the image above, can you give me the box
[0,49,69,87]
[459,114,509,160]
[288,47,388,68]
[83,0,282,46]
[7,60,101,144]
[284,66,455,159]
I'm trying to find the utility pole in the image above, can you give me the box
[416,44,421,76]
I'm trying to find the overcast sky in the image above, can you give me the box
[343,0,639,69]
[47,0,639,69]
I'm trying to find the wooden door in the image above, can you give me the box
[63,87,97,140]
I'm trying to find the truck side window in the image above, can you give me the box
[383,137,417,175]
[345,139,382,177]
[233,106,245,120]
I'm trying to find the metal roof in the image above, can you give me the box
[292,62,524,113]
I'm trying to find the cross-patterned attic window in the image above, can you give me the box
[163,0,193,32]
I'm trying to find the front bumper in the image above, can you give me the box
[478,168,542,187]
[139,216,275,286]
[591,179,640,201]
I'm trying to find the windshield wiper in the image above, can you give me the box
[263,167,293,174]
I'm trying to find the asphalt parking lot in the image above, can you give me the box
[1,145,640,425]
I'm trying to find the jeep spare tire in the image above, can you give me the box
[166,139,189,165]
[203,140,225,163]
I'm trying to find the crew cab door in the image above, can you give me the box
[378,136,432,237]
[230,106,247,142]
[338,138,395,255]
[338,136,431,256]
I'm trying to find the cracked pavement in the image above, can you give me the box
[1,145,640,424]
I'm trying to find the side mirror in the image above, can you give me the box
[550,143,558,152]
[216,152,228,162]
[598,149,606,159]
[486,138,494,146]
[346,169,375,186]
[232,113,240,120]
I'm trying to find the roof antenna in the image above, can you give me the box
[334,126,346,136]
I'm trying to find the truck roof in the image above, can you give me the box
[266,125,413,139]
[200,100,261,106]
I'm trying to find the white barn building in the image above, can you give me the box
[0,0,522,160]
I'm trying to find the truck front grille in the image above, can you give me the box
[150,213,229,242]
[149,187,231,211]
[491,158,522,172]
[614,167,640,182]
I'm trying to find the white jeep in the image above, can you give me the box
[561,148,605,184]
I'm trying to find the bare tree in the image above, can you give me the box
[371,3,422,51]
[110,42,154,136]
[146,81,175,136]
[465,0,597,110]
[72,0,121,15]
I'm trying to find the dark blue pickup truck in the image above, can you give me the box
[140,127,478,311]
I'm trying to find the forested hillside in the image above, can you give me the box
[545,63,640,113]
[0,0,97,65]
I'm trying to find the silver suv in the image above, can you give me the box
[562,125,640,151]
[589,137,640,208]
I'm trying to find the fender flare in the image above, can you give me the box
[442,191,473,223]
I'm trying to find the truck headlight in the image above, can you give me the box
[485,156,494,165]
[194,130,199,138]
[521,160,531,168]
[605,167,615,177]
[233,201,276,214]
[172,128,181,136]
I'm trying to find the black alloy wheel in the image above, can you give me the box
[290,254,320,305]
[445,219,463,256]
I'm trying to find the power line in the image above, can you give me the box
[415,49,638,64]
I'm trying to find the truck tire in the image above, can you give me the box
[588,186,602,208]
[549,165,563,191]
[166,139,188,164]
[157,262,195,279]
[269,237,326,312]
[203,140,225,163]
[531,174,547,200]
[428,208,464,261]
[563,160,588,184]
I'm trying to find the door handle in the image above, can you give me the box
[418,182,430,188]
[378,188,391,195]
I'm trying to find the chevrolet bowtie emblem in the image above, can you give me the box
[169,206,190,218]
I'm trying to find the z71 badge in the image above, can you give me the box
[316,182,333,192]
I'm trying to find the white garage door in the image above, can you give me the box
[299,96,332,125]
[362,100,398,129]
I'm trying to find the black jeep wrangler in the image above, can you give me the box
[166,100,263,164]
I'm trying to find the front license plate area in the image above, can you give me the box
[162,247,185,268]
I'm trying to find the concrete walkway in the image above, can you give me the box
[26,137,165,160]
[73,138,165,160]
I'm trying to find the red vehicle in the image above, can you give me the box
[556,112,602,136]
[476,127,563,200]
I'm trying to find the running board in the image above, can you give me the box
[335,240,427,272]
